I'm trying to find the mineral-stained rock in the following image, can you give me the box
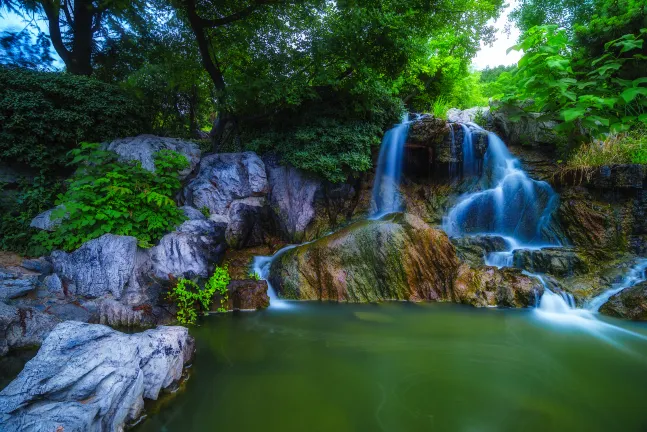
[149,219,227,280]
[225,197,269,249]
[0,302,59,356]
[513,247,589,277]
[0,321,194,431]
[269,213,459,302]
[0,269,39,300]
[599,281,647,320]
[103,134,201,179]
[451,235,509,267]
[50,234,138,299]
[183,151,268,216]
[453,264,544,308]
[213,279,270,311]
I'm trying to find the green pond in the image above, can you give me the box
[136,302,647,432]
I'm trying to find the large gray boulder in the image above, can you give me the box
[225,197,269,249]
[104,134,201,179]
[183,151,268,216]
[0,321,194,431]
[447,107,491,126]
[149,219,227,280]
[264,156,321,242]
[489,101,562,147]
[0,302,59,356]
[50,234,138,299]
[513,247,589,277]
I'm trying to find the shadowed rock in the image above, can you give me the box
[600,281,647,320]
[0,302,59,356]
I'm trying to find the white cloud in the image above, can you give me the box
[472,0,523,70]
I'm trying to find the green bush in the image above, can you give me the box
[34,143,188,252]
[566,126,647,168]
[0,175,63,256]
[0,66,147,172]
[168,265,231,324]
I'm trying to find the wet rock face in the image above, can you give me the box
[104,134,201,179]
[453,265,544,308]
[489,101,562,148]
[50,234,138,299]
[213,279,270,311]
[183,151,268,216]
[599,281,647,320]
[225,197,270,249]
[0,302,59,356]
[0,321,194,432]
[269,213,460,302]
[451,235,509,267]
[513,248,589,277]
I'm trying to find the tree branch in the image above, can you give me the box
[41,0,71,64]
[196,0,280,28]
[63,0,74,29]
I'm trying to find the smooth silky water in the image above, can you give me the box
[135,302,647,432]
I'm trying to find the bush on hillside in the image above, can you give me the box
[0,66,147,172]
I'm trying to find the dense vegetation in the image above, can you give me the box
[0,0,646,255]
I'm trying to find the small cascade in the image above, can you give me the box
[587,260,647,311]
[443,132,559,245]
[371,114,411,217]
[252,244,302,309]
[448,125,457,178]
[460,123,477,177]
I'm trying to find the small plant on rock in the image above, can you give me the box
[200,205,211,218]
[168,265,231,324]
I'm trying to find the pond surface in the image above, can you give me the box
[136,302,647,432]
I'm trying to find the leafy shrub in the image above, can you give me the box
[431,97,450,120]
[168,265,231,324]
[0,66,147,172]
[0,175,62,256]
[35,143,188,252]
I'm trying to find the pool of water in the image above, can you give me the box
[136,302,647,432]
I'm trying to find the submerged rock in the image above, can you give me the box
[104,134,201,179]
[453,265,544,308]
[50,234,138,299]
[0,321,194,431]
[269,213,459,302]
[599,281,647,320]
[0,302,59,356]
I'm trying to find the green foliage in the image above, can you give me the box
[0,175,62,256]
[168,265,231,324]
[248,271,261,281]
[0,67,147,172]
[431,97,451,120]
[502,25,647,139]
[200,206,210,218]
[35,143,188,252]
[566,126,647,168]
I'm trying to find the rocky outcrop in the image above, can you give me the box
[180,205,207,221]
[513,247,589,277]
[489,101,562,148]
[183,151,268,216]
[0,321,194,431]
[149,219,227,281]
[29,205,65,231]
[269,213,459,302]
[453,265,544,308]
[447,107,492,127]
[600,281,647,320]
[0,302,59,356]
[0,268,39,300]
[213,279,270,311]
[50,234,138,299]
[451,235,509,267]
[225,197,270,249]
[104,134,201,179]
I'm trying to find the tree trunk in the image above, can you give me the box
[69,0,94,75]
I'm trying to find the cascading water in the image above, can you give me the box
[371,114,411,217]
[460,124,476,177]
[443,132,559,245]
[587,259,647,311]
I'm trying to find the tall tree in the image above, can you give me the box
[1,0,147,75]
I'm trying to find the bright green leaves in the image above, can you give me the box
[34,143,189,252]
[621,87,647,103]
[168,265,231,324]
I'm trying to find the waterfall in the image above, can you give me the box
[587,260,647,311]
[443,132,559,245]
[252,244,304,309]
[371,114,411,217]
[460,124,476,177]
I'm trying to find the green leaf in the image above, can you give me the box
[620,87,647,103]
[562,107,586,122]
